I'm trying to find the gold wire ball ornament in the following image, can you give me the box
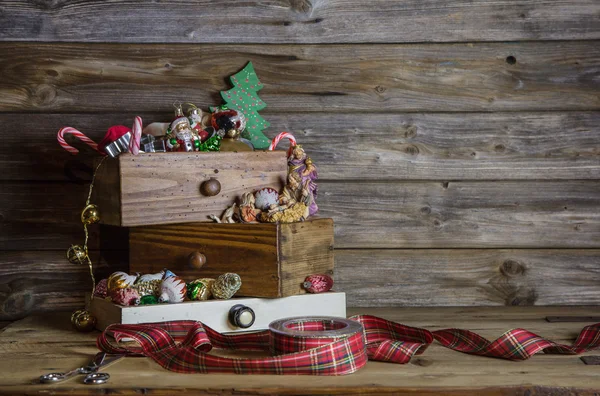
[71,309,97,332]
[81,204,100,225]
[66,244,88,264]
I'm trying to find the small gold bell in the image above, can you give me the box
[81,204,100,225]
[71,309,97,332]
[66,245,88,264]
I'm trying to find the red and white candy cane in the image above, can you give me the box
[57,127,103,155]
[269,132,297,157]
[128,116,143,155]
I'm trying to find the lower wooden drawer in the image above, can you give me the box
[129,218,335,298]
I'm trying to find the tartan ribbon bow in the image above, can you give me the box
[97,315,600,375]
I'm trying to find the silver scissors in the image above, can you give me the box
[40,352,123,385]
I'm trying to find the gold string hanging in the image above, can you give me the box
[67,157,106,331]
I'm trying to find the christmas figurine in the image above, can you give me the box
[187,104,210,142]
[166,117,197,152]
[288,145,318,216]
[239,192,261,223]
[261,172,311,223]
[211,62,271,149]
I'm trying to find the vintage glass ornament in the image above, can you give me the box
[107,271,137,293]
[81,204,100,225]
[211,273,242,300]
[71,309,97,332]
[188,106,210,142]
[166,117,198,152]
[111,288,141,306]
[187,278,214,301]
[303,274,334,294]
[137,271,164,284]
[139,295,159,305]
[211,108,246,135]
[66,244,88,265]
[159,276,187,303]
[93,278,108,298]
[133,280,161,297]
[211,108,252,152]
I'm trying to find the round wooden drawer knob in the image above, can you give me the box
[188,251,207,269]
[229,304,256,329]
[200,178,221,196]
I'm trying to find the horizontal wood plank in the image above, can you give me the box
[319,180,600,248]
[0,182,128,250]
[0,1,598,43]
[0,251,127,320]
[335,249,600,307]
[2,248,598,320]
[2,180,599,250]
[1,42,599,113]
[2,112,599,182]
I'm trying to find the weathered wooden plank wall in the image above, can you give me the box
[0,0,599,319]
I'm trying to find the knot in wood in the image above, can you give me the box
[30,84,57,107]
[508,289,538,306]
[405,125,418,138]
[289,0,312,13]
[500,260,525,277]
[404,145,419,155]
[375,85,386,94]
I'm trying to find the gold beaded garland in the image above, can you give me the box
[68,157,106,332]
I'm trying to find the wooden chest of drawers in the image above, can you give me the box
[93,151,287,227]
[129,218,335,298]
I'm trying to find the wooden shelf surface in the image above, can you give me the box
[0,307,599,395]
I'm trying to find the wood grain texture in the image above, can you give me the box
[0,251,127,320]
[1,308,600,395]
[335,249,600,307]
[130,222,279,297]
[319,180,600,248]
[3,112,600,182]
[0,182,128,250]
[129,219,334,298]
[278,218,335,296]
[3,180,599,250]
[94,152,287,226]
[0,0,599,43]
[1,42,599,113]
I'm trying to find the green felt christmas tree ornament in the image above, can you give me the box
[211,62,271,149]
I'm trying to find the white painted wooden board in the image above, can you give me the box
[90,292,346,333]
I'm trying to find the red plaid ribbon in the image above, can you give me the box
[97,315,600,375]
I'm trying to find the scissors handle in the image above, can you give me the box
[84,372,110,385]
[39,367,85,383]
